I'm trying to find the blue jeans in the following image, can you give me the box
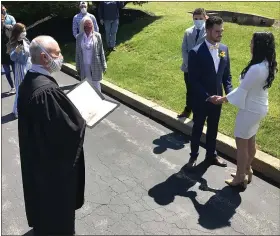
[2,63,15,89]
[104,19,119,48]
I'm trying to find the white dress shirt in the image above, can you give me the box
[205,39,220,73]
[29,64,51,76]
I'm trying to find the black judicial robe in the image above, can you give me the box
[17,71,86,235]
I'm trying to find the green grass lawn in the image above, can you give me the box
[61,1,280,158]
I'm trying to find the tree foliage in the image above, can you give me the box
[3,1,148,26]
[3,1,78,26]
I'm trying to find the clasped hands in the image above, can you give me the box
[208,95,227,105]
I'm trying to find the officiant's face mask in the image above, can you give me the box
[45,53,64,74]
[36,42,64,73]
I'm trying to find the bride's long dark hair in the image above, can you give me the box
[240,32,278,90]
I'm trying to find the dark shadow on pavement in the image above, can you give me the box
[148,161,241,230]
[22,229,34,236]
[186,183,242,230]
[153,132,190,155]
[2,112,16,124]
[148,160,210,205]
[1,92,14,99]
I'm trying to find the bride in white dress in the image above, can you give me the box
[217,32,278,189]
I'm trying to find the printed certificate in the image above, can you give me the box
[66,79,119,128]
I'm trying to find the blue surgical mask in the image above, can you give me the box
[194,20,205,29]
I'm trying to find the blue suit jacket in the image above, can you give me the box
[188,41,233,110]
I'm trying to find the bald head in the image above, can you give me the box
[29,35,61,67]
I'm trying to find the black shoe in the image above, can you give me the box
[206,156,227,167]
[177,109,191,118]
[186,157,197,169]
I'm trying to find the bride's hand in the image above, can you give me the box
[216,97,227,104]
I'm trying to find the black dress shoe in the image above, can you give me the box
[177,110,191,118]
[186,157,197,168]
[208,156,227,167]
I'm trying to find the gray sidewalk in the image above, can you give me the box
[1,71,279,235]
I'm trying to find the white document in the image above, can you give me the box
[66,79,119,128]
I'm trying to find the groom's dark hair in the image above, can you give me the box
[206,16,223,29]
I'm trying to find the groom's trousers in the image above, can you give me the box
[190,104,222,160]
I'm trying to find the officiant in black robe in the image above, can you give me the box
[17,36,86,235]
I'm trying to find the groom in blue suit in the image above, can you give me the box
[187,16,233,168]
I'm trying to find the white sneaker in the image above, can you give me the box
[9,88,16,94]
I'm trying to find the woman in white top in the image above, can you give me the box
[76,16,107,92]
[217,32,277,189]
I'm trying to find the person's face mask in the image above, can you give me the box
[18,31,27,40]
[84,21,93,34]
[193,20,205,29]
[81,7,87,14]
[1,9,6,15]
[45,52,64,74]
[36,42,64,73]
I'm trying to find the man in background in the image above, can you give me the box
[98,1,124,51]
[72,1,99,39]
[1,4,16,94]
[2,4,16,27]
[178,8,207,118]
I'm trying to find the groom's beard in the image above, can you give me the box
[213,37,222,43]
[217,35,222,42]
